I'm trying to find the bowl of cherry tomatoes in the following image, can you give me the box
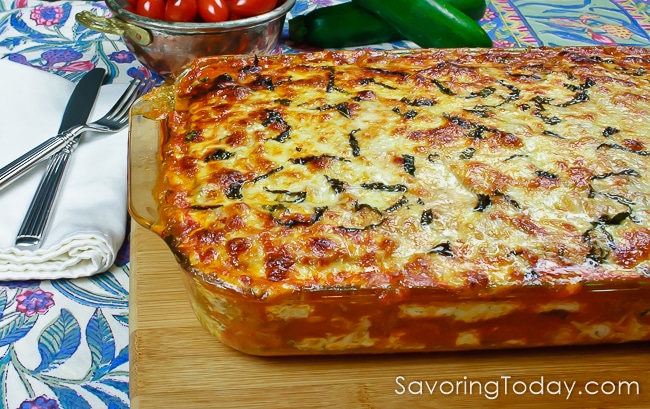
[76,0,295,77]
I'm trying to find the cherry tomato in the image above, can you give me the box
[221,0,243,20]
[229,0,277,17]
[165,0,198,22]
[136,0,165,20]
[229,11,244,21]
[197,0,229,22]
[126,0,138,7]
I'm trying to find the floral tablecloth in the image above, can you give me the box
[0,1,649,408]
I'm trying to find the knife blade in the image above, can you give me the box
[14,68,105,249]
[57,68,106,132]
[0,68,106,190]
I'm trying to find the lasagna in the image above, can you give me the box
[146,47,650,355]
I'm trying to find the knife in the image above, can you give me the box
[0,68,106,190]
[14,68,105,250]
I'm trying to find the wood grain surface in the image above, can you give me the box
[130,222,650,409]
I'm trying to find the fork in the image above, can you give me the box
[0,75,155,191]
[14,75,155,250]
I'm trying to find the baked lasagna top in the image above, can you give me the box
[153,47,650,299]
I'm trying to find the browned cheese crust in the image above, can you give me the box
[153,47,650,300]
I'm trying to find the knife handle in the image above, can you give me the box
[14,138,79,250]
[0,128,79,190]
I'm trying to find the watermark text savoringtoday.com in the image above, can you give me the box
[394,375,641,400]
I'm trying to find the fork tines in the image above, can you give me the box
[106,74,155,123]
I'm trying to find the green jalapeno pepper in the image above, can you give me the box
[352,0,492,48]
[288,0,488,49]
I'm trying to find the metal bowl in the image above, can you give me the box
[77,0,296,77]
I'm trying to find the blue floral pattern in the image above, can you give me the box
[0,1,649,408]
[0,274,129,409]
[0,0,156,83]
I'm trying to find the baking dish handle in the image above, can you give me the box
[127,106,161,229]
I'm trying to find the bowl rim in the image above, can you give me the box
[105,0,297,32]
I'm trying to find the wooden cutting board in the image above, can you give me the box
[129,222,650,408]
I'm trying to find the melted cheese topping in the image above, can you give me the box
[153,47,650,299]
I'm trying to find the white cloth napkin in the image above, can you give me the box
[0,59,129,280]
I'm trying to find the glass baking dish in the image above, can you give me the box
[127,51,650,356]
